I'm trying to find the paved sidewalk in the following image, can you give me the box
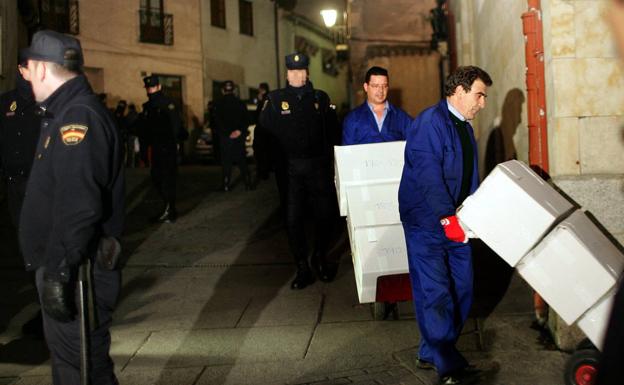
[0,165,569,385]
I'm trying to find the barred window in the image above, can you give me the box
[239,0,253,36]
[211,0,226,29]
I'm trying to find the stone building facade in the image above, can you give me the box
[347,0,441,117]
[449,0,624,241]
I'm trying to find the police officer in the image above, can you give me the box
[20,30,124,385]
[0,54,43,337]
[140,74,183,223]
[260,53,339,289]
[212,80,251,191]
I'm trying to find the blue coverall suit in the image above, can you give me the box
[341,102,412,145]
[398,99,479,377]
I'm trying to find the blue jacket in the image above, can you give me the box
[398,99,479,230]
[342,102,412,145]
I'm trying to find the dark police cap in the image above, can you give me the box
[285,53,309,70]
[143,75,160,88]
[222,80,235,91]
[21,30,83,69]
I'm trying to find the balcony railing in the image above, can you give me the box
[139,9,174,45]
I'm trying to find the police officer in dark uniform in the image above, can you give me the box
[20,30,124,385]
[0,61,40,226]
[0,54,44,337]
[212,80,251,191]
[140,74,183,223]
[260,53,339,289]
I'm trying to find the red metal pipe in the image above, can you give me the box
[523,0,550,324]
[522,0,550,176]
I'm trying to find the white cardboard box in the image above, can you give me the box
[334,141,405,216]
[348,220,409,303]
[457,160,574,267]
[517,210,624,325]
[345,182,401,227]
[577,291,615,350]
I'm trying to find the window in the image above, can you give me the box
[38,0,79,35]
[239,0,253,36]
[139,0,174,45]
[211,0,226,29]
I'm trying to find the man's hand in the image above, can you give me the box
[229,130,242,139]
[440,215,468,243]
[41,273,76,323]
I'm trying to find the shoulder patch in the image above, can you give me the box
[10,101,17,112]
[168,103,175,110]
[60,124,89,146]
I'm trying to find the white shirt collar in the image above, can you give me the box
[447,101,466,121]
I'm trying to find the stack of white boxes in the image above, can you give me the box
[458,160,624,349]
[334,141,409,303]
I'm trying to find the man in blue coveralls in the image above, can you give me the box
[398,66,492,385]
[342,66,412,145]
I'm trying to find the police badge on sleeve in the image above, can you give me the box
[60,124,89,145]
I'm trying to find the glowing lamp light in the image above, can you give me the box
[320,9,338,28]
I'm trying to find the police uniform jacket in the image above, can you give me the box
[19,75,125,279]
[140,91,183,150]
[212,93,249,141]
[260,82,337,160]
[0,76,40,181]
[398,99,479,231]
[341,101,411,145]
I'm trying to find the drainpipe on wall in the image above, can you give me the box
[522,0,550,325]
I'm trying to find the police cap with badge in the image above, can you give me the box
[285,53,309,70]
[222,80,235,92]
[143,75,160,88]
[21,30,84,71]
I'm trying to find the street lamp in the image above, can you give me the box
[320,9,338,28]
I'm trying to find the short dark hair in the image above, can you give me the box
[259,82,269,92]
[365,66,389,84]
[444,66,493,96]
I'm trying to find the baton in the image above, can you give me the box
[78,261,90,385]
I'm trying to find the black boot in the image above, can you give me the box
[222,177,231,192]
[162,203,177,223]
[291,260,315,290]
[244,174,255,191]
[150,203,169,223]
[312,253,336,283]
[151,203,177,223]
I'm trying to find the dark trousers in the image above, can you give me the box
[597,277,624,384]
[273,151,289,211]
[220,137,248,181]
[36,263,121,385]
[286,157,334,263]
[403,224,473,377]
[151,146,177,204]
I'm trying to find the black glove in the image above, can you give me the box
[41,272,76,323]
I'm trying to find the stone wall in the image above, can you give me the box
[348,0,439,116]
[448,0,529,178]
[78,0,204,128]
[0,0,18,93]
[201,0,278,102]
[542,0,624,238]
